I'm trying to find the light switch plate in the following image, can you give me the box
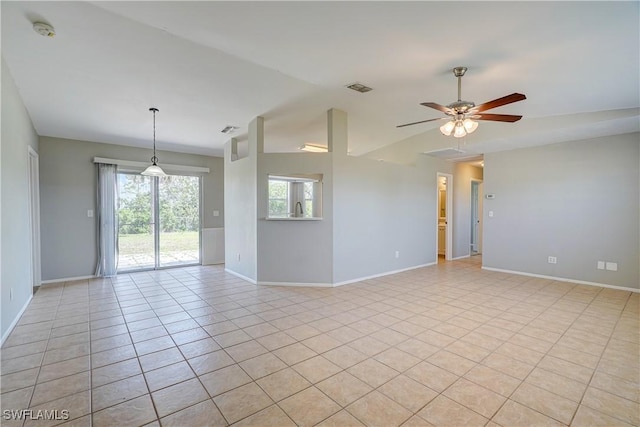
[605,262,618,271]
[597,261,605,270]
[87,209,94,218]
[213,210,220,217]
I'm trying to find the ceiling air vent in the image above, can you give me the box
[346,82,373,93]
[221,125,238,134]
[424,148,483,163]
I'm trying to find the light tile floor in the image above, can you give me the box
[1,257,638,426]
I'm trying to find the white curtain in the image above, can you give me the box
[95,163,118,277]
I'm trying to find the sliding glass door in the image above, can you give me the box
[158,175,201,267]
[118,173,201,271]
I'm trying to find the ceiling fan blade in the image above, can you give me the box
[396,117,444,128]
[471,93,526,113]
[420,102,453,114]
[472,113,523,122]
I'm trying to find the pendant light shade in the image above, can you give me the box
[141,164,166,176]
[141,107,167,177]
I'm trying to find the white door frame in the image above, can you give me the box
[27,147,41,288]
[470,178,483,254]
[436,172,453,260]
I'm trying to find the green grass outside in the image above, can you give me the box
[119,231,199,255]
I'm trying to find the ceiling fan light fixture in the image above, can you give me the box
[141,107,167,177]
[399,66,525,135]
[463,118,478,134]
[440,121,455,136]
[453,121,467,138]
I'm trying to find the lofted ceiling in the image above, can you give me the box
[1,1,638,160]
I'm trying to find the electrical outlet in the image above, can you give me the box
[548,256,557,264]
[213,210,220,217]
[395,251,400,259]
[488,211,494,218]
[606,262,618,271]
[597,261,605,270]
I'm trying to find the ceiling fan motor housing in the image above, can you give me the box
[447,100,475,114]
[453,66,467,77]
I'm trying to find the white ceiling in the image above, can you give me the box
[2,1,638,159]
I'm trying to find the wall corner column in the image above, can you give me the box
[327,109,348,156]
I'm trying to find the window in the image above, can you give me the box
[267,174,322,219]
[304,182,314,217]
[268,179,290,218]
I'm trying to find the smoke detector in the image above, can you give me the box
[33,22,55,38]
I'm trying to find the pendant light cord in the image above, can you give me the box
[150,107,159,165]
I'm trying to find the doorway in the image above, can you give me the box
[436,173,453,262]
[27,147,41,289]
[117,173,202,271]
[471,179,483,255]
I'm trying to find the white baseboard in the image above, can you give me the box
[224,268,257,284]
[481,266,639,293]
[229,262,437,288]
[451,254,470,261]
[261,262,437,288]
[259,281,333,288]
[40,275,96,285]
[333,262,437,287]
[1,294,33,346]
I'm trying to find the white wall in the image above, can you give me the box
[38,136,224,281]
[333,155,435,283]
[1,58,39,340]
[223,119,259,281]
[483,134,639,289]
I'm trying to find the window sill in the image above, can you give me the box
[264,217,323,221]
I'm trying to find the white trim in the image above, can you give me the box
[470,178,483,255]
[27,147,41,288]
[451,255,470,261]
[333,262,437,287]
[93,157,210,174]
[1,294,33,346]
[259,281,333,288]
[224,268,257,284]
[261,263,436,288]
[40,275,96,285]
[264,217,323,221]
[481,267,639,293]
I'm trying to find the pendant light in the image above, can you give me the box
[141,107,167,176]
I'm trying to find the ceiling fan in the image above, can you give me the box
[397,66,526,138]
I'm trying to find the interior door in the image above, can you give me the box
[471,180,483,254]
